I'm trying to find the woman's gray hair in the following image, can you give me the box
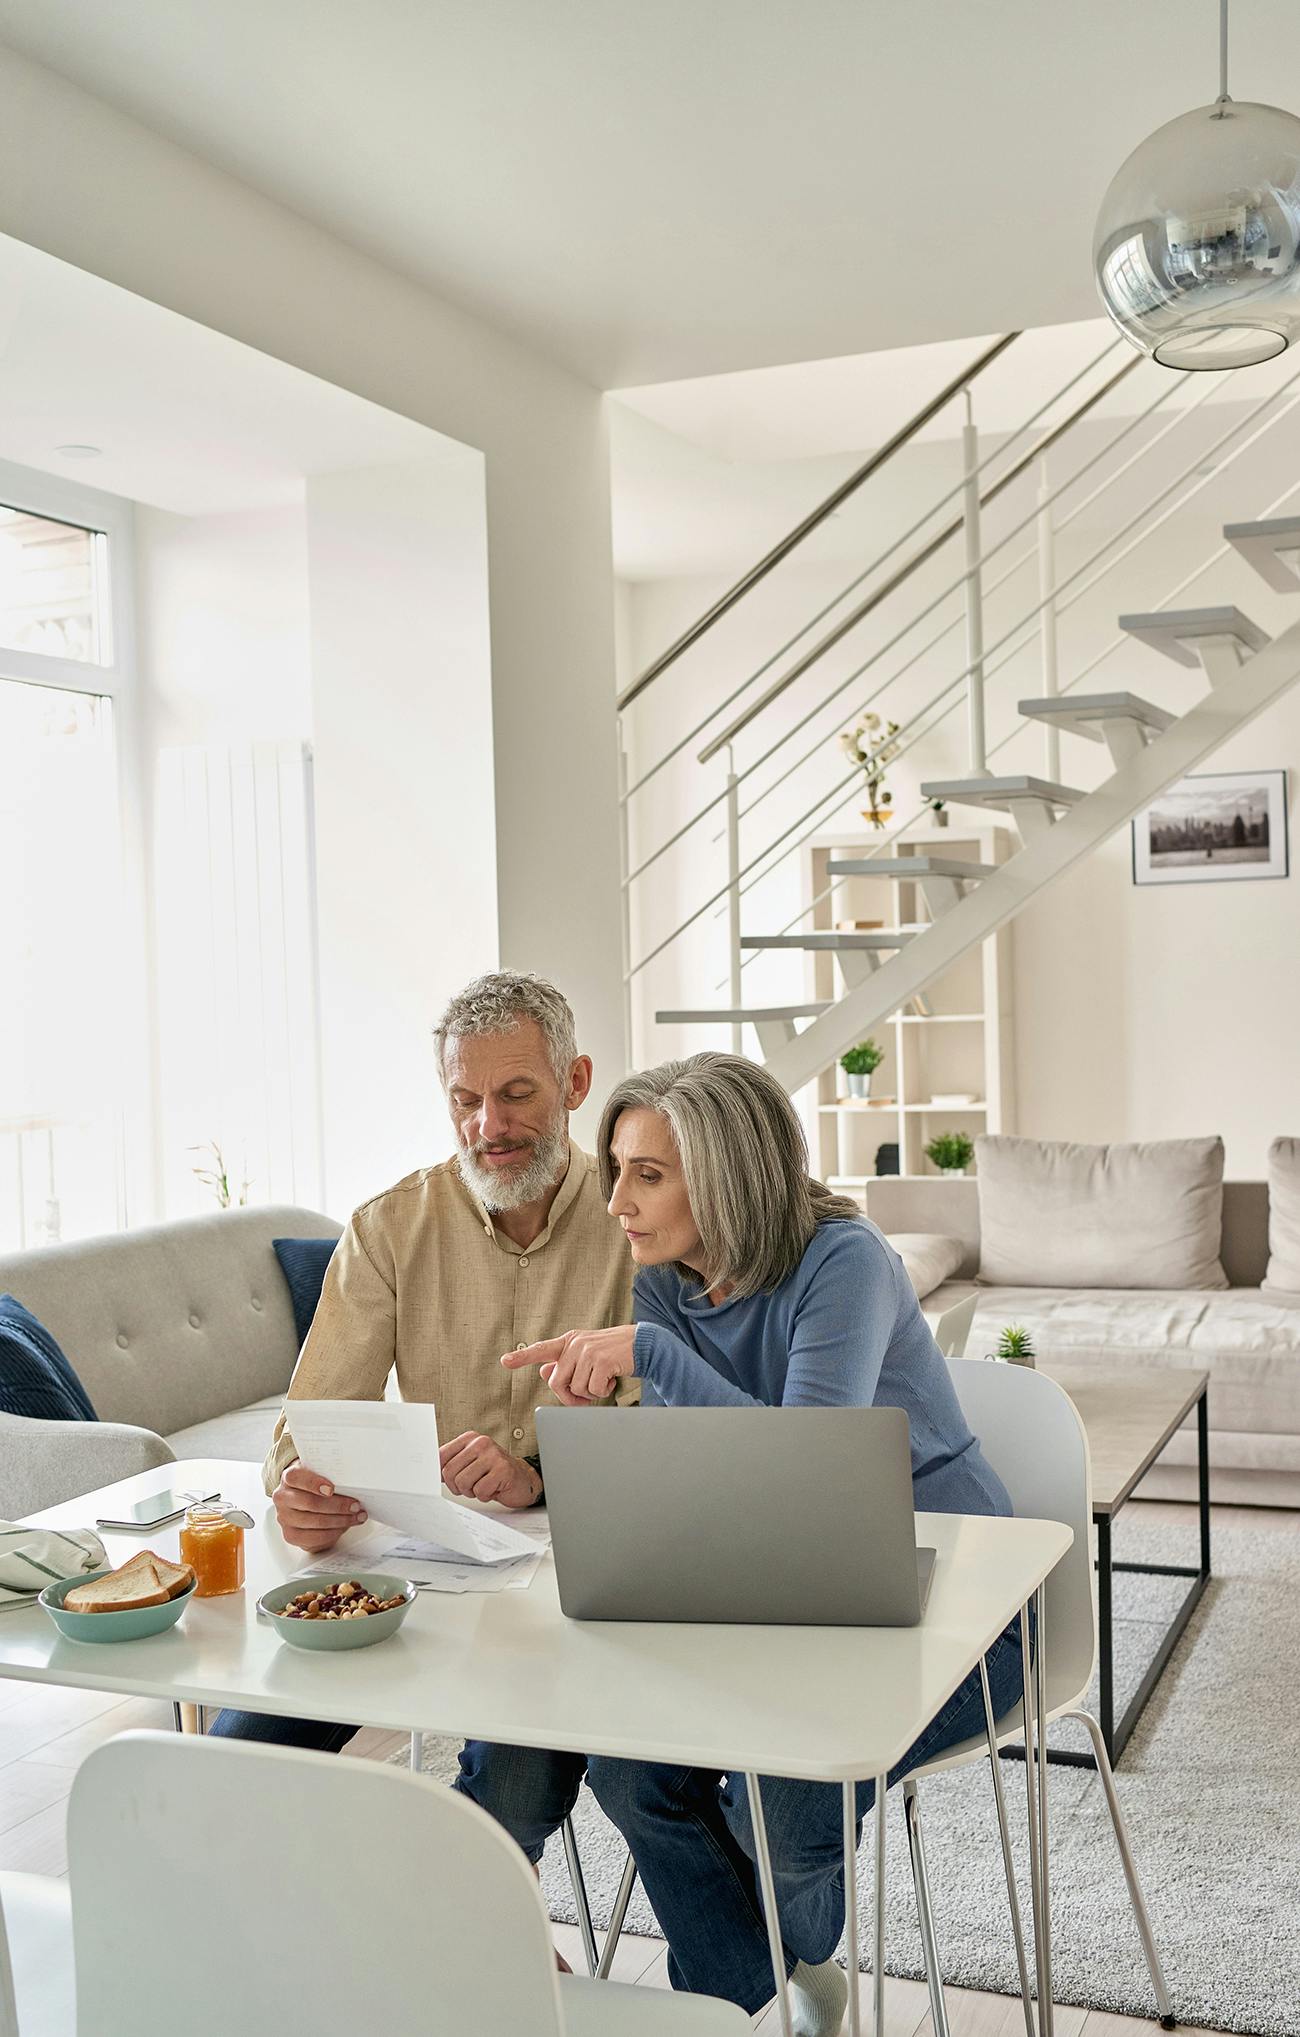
[433,971,579,1084]
[597,1051,861,1298]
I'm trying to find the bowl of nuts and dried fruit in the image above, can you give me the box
[257,1573,417,1651]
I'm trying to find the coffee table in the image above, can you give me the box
[1039,1363,1210,1768]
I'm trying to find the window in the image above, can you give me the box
[0,506,107,666]
[0,464,138,1251]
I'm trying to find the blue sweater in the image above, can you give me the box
[633,1218,1012,1519]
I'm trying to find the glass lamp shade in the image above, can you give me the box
[1094,98,1300,368]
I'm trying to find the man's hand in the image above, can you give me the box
[272,1463,367,1552]
[500,1325,636,1406]
[439,1433,541,1509]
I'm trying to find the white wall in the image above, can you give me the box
[306,456,496,1209]
[0,40,627,1189]
[134,502,310,747]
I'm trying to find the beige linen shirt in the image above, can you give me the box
[263,1143,635,1493]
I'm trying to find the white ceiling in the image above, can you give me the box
[0,0,1297,388]
[0,233,452,515]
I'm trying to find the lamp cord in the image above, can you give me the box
[1218,0,1230,104]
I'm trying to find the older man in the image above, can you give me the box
[211,971,633,1887]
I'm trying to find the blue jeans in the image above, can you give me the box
[207,1709,586,1864]
[587,1619,1028,2014]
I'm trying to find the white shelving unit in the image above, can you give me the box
[801,823,1016,1192]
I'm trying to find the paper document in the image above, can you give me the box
[287,1401,539,1565]
[298,1523,545,1596]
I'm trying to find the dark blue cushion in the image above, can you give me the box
[0,1294,97,1422]
[272,1237,338,1350]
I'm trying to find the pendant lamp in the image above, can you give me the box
[1094,0,1300,368]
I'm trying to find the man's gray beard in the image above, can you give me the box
[457,1116,570,1213]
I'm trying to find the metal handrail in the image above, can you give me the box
[615,333,1020,712]
[628,353,1300,984]
[695,353,1142,763]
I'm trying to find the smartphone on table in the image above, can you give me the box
[95,1489,220,1532]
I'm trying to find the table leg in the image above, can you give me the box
[980,1655,1034,2037]
[844,1781,861,2037]
[1197,1388,1211,1578]
[1019,1602,1045,2037]
[1096,1515,1114,1763]
[745,1773,794,2037]
[873,1779,886,2037]
[1033,1583,1053,2037]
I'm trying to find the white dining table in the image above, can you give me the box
[9,1459,1071,2037]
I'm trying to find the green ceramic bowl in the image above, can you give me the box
[39,1570,197,1644]
[257,1572,417,1652]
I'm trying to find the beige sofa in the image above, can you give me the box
[0,1205,340,1517]
[865,1175,1300,1507]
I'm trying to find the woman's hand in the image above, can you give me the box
[501,1325,637,1405]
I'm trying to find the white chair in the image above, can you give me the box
[901,1360,1173,2037]
[0,1731,749,2037]
[0,1873,73,2037]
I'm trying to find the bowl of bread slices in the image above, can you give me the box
[40,1550,196,1642]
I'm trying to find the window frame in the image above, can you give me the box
[0,455,136,699]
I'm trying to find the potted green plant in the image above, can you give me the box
[927,796,949,830]
[924,1130,974,1176]
[838,714,901,829]
[987,1324,1036,1369]
[840,1038,884,1099]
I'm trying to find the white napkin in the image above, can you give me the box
[0,1523,108,1608]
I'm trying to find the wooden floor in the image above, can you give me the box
[3,1497,1292,2032]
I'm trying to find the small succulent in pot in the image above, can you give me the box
[988,1324,1036,1368]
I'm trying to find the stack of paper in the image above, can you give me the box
[287,1401,549,1594]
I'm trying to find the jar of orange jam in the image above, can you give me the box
[180,1502,248,1597]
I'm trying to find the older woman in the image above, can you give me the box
[505,1052,1024,2034]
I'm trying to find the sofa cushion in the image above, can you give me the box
[888,1233,966,1302]
[0,1295,97,1422]
[1265,1137,1300,1294]
[272,1237,338,1349]
[975,1134,1228,1290]
[944,1283,1300,1437]
[166,1394,285,1463]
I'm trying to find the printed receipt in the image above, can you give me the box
[287,1401,538,1565]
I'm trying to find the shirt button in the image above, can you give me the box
[115,1332,129,1350]
[516,1341,528,1351]
[250,1296,263,1311]
[518,1255,530,1268]
[512,1428,525,1441]
[188,1312,202,1329]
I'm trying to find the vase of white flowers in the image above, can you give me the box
[839,714,902,828]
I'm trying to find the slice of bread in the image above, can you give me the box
[65,1550,195,1614]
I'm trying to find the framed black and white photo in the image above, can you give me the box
[1132,769,1290,886]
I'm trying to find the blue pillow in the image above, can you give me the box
[272,1238,338,1350]
[0,1294,97,1422]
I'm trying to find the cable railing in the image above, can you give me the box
[617,326,1300,1048]
[706,359,1300,986]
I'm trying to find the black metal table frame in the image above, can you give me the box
[1009,1382,1210,1772]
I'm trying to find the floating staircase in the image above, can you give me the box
[653,518,1300,1096]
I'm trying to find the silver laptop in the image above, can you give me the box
[535,1405,936,1627]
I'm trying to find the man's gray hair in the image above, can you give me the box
[596,1051,860,1299]
[433,971,579,1084]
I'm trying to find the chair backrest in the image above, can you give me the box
[932,1290,978,1357]
[67,1732,567,2037]
[946,1358,1096,1715]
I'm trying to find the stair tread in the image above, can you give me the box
[1119,605,1269,665]
[741,930,920,950]
[920,774,1083,805]
[1019,691,1174,735]
[656,1002,830,1023]
[826,856,997,879]
[1223,518,1300,592]
[1223,515,1300,540]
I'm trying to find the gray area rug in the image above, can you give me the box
[392,1519,1300,2035]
